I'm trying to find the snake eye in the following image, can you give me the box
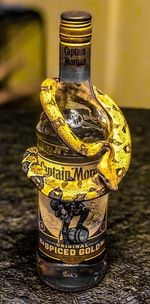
[123,144,131,153]
[117,169,122,176]
[122,126,126,133]
[116,168,126,177]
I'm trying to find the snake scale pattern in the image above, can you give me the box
[22,78,131,201]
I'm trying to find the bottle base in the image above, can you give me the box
[36,252,107,292]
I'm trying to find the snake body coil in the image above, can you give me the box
[22,78,131,201]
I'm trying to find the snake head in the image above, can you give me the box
[97,148,119,191]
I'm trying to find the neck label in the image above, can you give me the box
[60,42,91,81]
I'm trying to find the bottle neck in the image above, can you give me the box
[59,41,91,82]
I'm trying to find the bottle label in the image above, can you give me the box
[37,153,98,181]
[38,192,107,264]
[60,42,91,81]
[38,155,108,264]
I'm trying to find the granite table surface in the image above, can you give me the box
[0,103,149,304]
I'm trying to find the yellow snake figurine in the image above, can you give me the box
[22,78,131,201]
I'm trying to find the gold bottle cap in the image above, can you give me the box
[60,11,92,43]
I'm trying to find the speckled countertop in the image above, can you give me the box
[0,103,149,304]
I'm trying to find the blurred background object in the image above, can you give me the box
[1,0,150,108]
[0,4,45,105]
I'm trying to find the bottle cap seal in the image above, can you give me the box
[60,11,92,43]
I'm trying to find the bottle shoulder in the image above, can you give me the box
[36,81,108,160]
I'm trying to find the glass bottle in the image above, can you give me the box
[36,11,108,291]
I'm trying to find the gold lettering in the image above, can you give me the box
[49,245,54,252]
[79,248,84,255]
[45,242,49,250]
[54,247,58,254]
[96,243,101,250]
[58,248,63,255]
[90,246,96,253]
[70,249,76,256]
[85,247,91,254]
[64,249,69,256]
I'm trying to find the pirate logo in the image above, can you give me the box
[50,199,89,245]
